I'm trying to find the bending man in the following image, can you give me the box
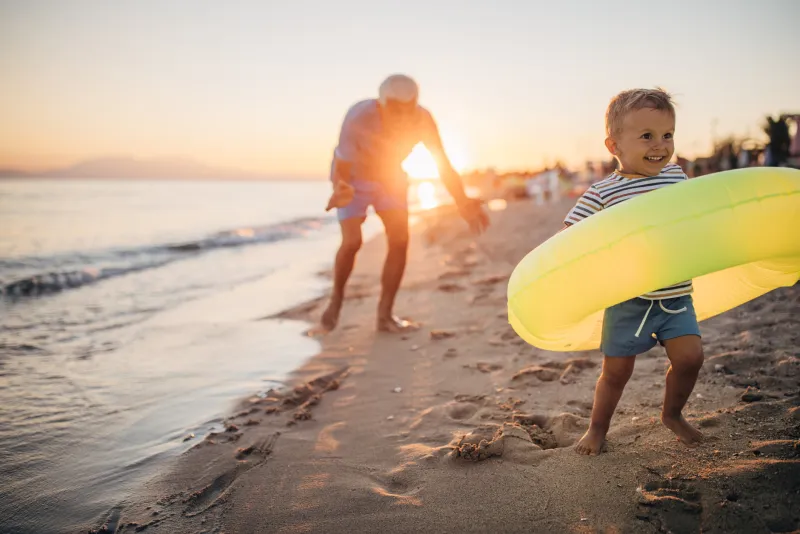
[321,74,489,333]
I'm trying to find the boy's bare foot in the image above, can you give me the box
[661,414,704,447]
[574,427,607,456]
[377,315,419,333]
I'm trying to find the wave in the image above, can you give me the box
[1,216,332,299]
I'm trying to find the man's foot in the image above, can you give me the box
[377,315,420,333]
[307,301,341,337]
[661,414,704,447]
[574,427,607,456]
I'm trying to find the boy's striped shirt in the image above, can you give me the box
[564,163,693,300]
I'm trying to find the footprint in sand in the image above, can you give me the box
[469,289,494,305]
[512,365,561,382]
[454,394,487,403]
[487,337,504,347]
[184,433,279,517]
[89,506,123,534]
[750,439,800,458]
[635,480,702,533]
[510,412,588,448]
[512,358,598,384]
[546,413,588,447]
[462,362,503,374]
[500,330,519,341]
[438,268,471,280]
[430,329,457,341]
[511,413,550,428]
[410,396,487,432]
[472,274,509,286]
[438,282,466,293]
[371,464,423,507]
[446,400,481,420]
[566,400,594,417]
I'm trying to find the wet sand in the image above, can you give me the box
[99,197,799,534]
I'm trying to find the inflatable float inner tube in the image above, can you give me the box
[507,167,800,352]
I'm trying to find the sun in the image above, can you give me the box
[402,144,439,179]
[415,181,440,210]
[401,131,469,180]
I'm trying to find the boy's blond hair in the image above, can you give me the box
[606,88,675,137]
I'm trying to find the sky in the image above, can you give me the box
[1,0,798,177]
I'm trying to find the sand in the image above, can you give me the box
[94,197,800,534]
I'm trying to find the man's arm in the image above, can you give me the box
[420,113,488,233]
[325,112,358,211]
[418,110,493,233]
[331,108,359,186]
[325,156,355,212]
[330,156,353,186]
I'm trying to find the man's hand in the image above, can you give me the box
[457,197,490,234]
[325,180,355,212]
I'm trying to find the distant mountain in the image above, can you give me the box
[0,157,323,181]
[0,168,31,179]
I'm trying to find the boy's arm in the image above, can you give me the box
[559,186,603,232]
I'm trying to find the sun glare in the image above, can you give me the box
[402,131,469,180]
[402,144,439,179]
[415,181,440,210]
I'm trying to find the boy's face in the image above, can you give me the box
[606,108,675,176]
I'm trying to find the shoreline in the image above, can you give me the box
[96,197,799,534]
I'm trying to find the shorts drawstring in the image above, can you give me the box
[634,298,688,338]
[634,300,654,338]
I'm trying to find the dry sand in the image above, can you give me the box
[96,197,799,534]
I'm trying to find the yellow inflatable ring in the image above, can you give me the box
[507,167,800,352]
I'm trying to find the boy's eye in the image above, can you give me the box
[641,133,652,140]
[664,133,673,140]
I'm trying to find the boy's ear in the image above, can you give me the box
[604,136,617,156]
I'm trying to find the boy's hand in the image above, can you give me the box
[325,181,355,212]
[457,197,490,234]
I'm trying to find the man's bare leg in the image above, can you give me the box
[375,209,416,332]
[318,217,364,332]
[661,335,705,446]
[575,355,636,455]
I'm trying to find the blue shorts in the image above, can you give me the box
[601,295,701,357]
[336,179,408,221]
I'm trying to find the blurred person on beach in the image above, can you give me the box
[562,88,705,455]
[317,74,489,334]
[783,114,800,167]
[764,115,791,167]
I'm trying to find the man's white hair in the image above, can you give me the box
[378,74,419,106]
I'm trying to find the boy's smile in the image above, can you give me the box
[606,108,675,177]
